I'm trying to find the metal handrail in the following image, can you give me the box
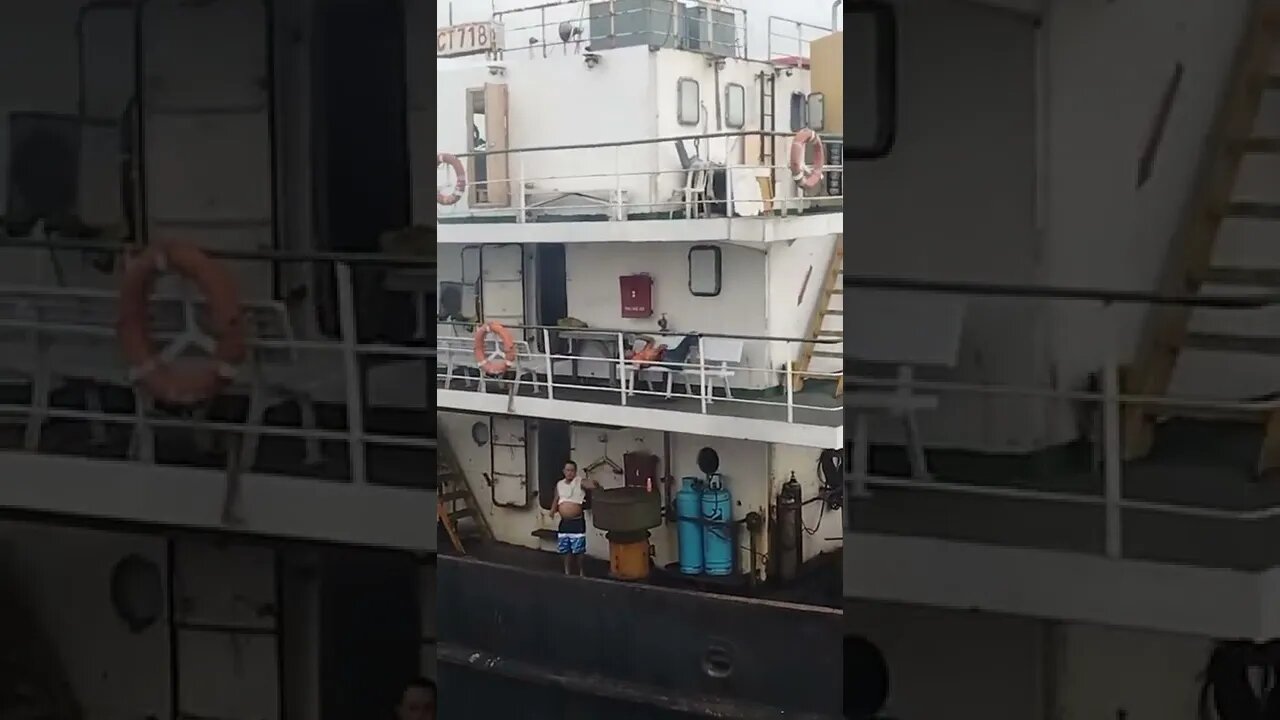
[446,129,840,159]
[0,262,436,487]
[439,319,839,344]
[439,326,841,424]
[0,235,437,269]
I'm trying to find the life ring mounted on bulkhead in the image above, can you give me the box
[473,320,517,375]
[789,128,826,190]
[437,153,467,205]
[116,240,247,405]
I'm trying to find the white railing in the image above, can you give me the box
[483,0,748,59]
[841,276,1280,565]
[438,130,843,223]
[765,15,838,63]
[0,240,436,489]
[437,322,842,426]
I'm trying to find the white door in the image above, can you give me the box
[490,416,530,507]
[474,244,525,330]
[140,0,274,299]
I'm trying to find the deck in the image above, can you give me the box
[0,381,434,550]
[852,418,1280,571]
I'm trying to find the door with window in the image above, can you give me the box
[463,243,525,331]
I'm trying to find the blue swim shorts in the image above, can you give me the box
[557,533,586,555]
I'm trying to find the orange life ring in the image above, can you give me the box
[473,321,517,376]
[789,129,826,190]
[437,153,467,205]
[117,241,247,405]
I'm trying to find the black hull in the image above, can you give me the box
[438,555,842,719]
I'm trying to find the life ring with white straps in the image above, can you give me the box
[473,320,517,375]
[437,153,467,205]
[789,129,826,190]
[117,240,247,405]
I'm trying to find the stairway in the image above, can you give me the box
[1123,0,1280,475]
[794,239,844,396]
[437,431,492,554]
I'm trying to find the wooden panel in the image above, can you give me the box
[810,33,844,134]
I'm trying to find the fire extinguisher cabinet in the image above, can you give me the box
[619,274,653,318]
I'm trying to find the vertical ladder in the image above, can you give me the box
[794,239,844,395]
[1123,0,1280,475]
[759,70,777,189]
[437,430,492,554]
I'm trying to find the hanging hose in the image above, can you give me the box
[1199,640,1280,720]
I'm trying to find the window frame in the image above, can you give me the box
[677,77,701,126]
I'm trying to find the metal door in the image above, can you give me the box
[490,416,530,508]
[139,0,275,299]
[464,243,525,330]
[170,539,281,720]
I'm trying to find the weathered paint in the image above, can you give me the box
[437,555,842,718]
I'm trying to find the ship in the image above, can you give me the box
[843,0,1280,717]
[432,0,847,716]
[0,0,434,716]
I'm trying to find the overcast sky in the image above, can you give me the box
[435,0,842,62]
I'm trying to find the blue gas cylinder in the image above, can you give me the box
[675,477,704,575]
[700,475,733,576]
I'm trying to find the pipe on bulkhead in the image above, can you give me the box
[832,0,843,30]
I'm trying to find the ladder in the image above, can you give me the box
[794,239,844,396]
[437,430,492,554]
[759,70,777,190]
[1122,0,1280,475]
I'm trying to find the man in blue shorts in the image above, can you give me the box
[550,459,596,576]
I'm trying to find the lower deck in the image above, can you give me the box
[0,381,434,551]
[853,418,1280,571]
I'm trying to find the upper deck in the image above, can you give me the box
[426,1,846,243]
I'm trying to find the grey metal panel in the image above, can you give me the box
[143,0,269,111]
[145,113,273,221]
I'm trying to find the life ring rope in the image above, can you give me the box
[117,241,247,405]
[789,129,826,190]
[437,153,467,206]
[473,320,517,376]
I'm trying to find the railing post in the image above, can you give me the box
[614,145,623,220]
[516,154,527,223]
[697,335,708,413]
[335,261,368,485]
[617,331,628,406]
[1102,357,1122,559]
[785,353,795,423]
[542,327,554,399]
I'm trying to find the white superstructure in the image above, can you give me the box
[431,0,847,580]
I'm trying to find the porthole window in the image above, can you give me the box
[724,83,745,129]
[677,78,700,126]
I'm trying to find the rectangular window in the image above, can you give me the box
[724,82,745,129]
[807,92,825,131]
[688,245,722,297]
[789,91,806,132]
[677,77,700,126]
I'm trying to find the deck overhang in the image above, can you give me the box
[436,213,843,245]
[0,452,435,552]
[846,533,1280,639]
[438,388,843,448]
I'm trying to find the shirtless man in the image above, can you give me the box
[550,459,597,576]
